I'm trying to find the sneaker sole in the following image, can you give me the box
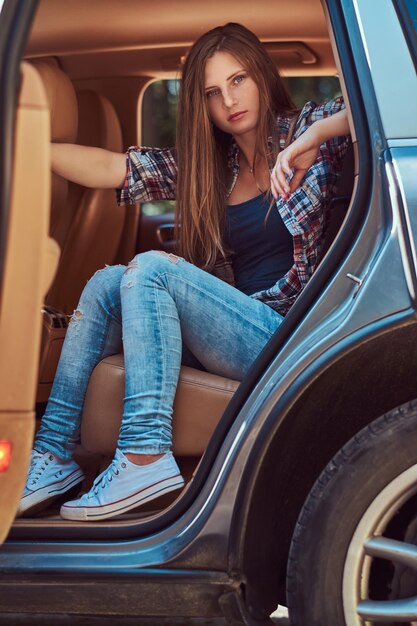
[17,469,85,517]
[60,474,185,521]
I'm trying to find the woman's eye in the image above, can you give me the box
[206,89,219,98]
[233,74,246,85]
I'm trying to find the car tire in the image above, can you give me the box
[286,399,417,626]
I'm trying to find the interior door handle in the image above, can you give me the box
[156,223,176,245]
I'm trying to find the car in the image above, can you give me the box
[0,0,417,624]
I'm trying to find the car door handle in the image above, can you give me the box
[156,223,176,245]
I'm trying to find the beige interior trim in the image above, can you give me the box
[0,62,59,541]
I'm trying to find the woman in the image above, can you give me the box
[18,23,350,521]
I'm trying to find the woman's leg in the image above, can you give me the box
[59,250,282,522]
[18,264,126,517]
[35,265,125,460]
[118,251,282,455]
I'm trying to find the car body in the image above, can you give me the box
[0,0,417,624]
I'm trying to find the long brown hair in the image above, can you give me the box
[176,22,297,270]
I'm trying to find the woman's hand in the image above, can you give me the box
[271,108,350,201]
[270,125,321,201]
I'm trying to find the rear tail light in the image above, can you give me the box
[0,441,12,472]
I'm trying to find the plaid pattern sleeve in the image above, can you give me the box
[295,96,349,170]
[249,97,350,316]
[116,146,177,205]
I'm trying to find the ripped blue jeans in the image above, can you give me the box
[35,251,283,460]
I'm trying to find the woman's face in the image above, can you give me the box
[204,51,260,139]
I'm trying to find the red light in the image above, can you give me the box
[0,441,12,472]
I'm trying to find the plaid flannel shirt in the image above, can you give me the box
[117,96,349,315]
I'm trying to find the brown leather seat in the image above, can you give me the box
[30,60,126,315]
[29,59,78,262]
[81,354,239,457]
[46,88,125,314]
[31,60,127,400]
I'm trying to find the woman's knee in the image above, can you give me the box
[122,251,183,284]
[79,264,125,307]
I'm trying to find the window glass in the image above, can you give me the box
[141,80,178,216]
[398,0,417,64]
[286,76,341,109]
[404,0,417,32]
[141,76,341,215]
[142,80,179,149]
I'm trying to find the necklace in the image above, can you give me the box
[247,165,265,194]
[238,154,267,194]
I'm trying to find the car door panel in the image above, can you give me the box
[0,62,59,543]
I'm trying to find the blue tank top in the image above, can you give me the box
[224,193,293,296]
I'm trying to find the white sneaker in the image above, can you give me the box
[60,449,185,521]
[17,449,84,517]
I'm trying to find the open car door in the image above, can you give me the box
[0,0,59,543]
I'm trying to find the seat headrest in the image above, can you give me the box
[76,90,122,153]
[29,59,78,143]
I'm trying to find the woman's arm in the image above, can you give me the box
[271,109,349,200]
[51,143,127,189]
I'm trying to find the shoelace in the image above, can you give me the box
[29,453,54,486]
[90,457,127,497]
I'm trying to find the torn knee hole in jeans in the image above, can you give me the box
[126,260,138,272]
[156,251,181,264]
[69,309,83,325]
[122,259,138,288]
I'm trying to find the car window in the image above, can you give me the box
[285,76,341,109]
[140,76,341,216]
[141,80,178,216]
[404,0,417,29]
[397,0,417,68]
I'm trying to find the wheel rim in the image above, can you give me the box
[343,463,417,625]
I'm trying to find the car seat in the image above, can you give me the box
[30,60,126,401]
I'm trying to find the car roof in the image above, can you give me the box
[26,0,336,79]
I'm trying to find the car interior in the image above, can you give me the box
[11,0,356,532]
